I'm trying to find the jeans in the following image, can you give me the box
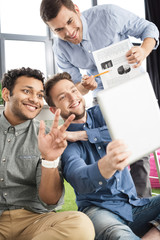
[82,195,160,240]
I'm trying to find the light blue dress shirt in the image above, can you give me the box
[61,105,150,222]
[53,4,159,97]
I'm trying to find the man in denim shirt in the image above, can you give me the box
[0,67,95,240]
[44,72,160,240]
[40,0,159,199]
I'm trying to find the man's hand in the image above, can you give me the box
[81,75,98,90]
[98,140,131,179]
[38,109,75,160]
[126,46,146,68]
[126,37,156,68]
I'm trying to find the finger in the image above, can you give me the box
[51,109,61,131]
[38,120,46,138]
[60,114,75,132]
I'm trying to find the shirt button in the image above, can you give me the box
[8,139,11,142]
[94,138,97,141]
[88,50,91,53]
[99,181,103,185]
[117,178,120,182]
[0,178,4,182]
[4,130,7,134]
[15,132,18,136]
[4,193,7,196]
[83,124,86,128]
[2,159,6,162]
[98,146,101,150]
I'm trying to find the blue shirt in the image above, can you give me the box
[53,4,159,97]
[61,106,150,222]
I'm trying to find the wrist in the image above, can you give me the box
[41,157,60,169]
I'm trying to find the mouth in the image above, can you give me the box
[23,103,39,112]
[69,100,80,109]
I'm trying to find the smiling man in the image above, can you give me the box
[44,72,160,240]
[0,67,95,240]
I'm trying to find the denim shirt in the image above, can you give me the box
[0,113,64,216]
[61,106,150,222]
[53,4,159,97]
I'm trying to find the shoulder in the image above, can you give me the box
[83,4,119,17]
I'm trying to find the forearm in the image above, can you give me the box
[141,37,157,57]
[39,167,63,205]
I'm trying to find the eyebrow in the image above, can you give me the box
[54,17,73,31]
[56,85,75,98]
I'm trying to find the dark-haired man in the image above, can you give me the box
[0,67,95,240]
[40,0,159,198]
[44,72,160,240]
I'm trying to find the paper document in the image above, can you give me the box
[93,39,143,89]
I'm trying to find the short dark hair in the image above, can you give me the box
[2,67,45,96]
[45,72,72,106]
[40,0,76,23]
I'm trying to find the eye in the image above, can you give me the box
[37,93,44,99]
[55,28,63,33]
[59,95,65,101]
[67,18,73,24]
[72,88,77,93]
[23,89,30,94]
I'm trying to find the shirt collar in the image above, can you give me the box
[67,111,92,131]
[80,15,90,42]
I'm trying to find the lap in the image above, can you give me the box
[0,209,95,240]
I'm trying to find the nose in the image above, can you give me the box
[28,93,39,103]
[65,25,73,36]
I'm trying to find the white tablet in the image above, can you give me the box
[97,72,160,164]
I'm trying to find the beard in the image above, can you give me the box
[61,105,86,121]
[10,98,41,122]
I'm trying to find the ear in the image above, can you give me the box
[49,106,57,115]
[74,4,81,16]
[2,88,10,102]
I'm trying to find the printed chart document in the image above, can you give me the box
[94,39,160,165]
[93,39,143,89]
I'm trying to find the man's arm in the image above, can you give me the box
[38,109,75,205]
[126,37,157,68]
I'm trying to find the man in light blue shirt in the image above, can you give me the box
[40,0,159,98]
[44,72,160,240]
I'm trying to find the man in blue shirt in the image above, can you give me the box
[40,0,159,199]
[44,72,160,240]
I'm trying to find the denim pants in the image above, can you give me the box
[82,195,160,240]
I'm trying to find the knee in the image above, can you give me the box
[69,212,95,240]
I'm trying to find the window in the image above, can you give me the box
[0,0,54,79]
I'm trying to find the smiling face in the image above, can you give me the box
[47,5,83,45]
[49,79,86,123]
[2,76,44,125]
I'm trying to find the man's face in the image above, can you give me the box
[47,5,83,45]
[50,79,86,122]
[3,76,44,125]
